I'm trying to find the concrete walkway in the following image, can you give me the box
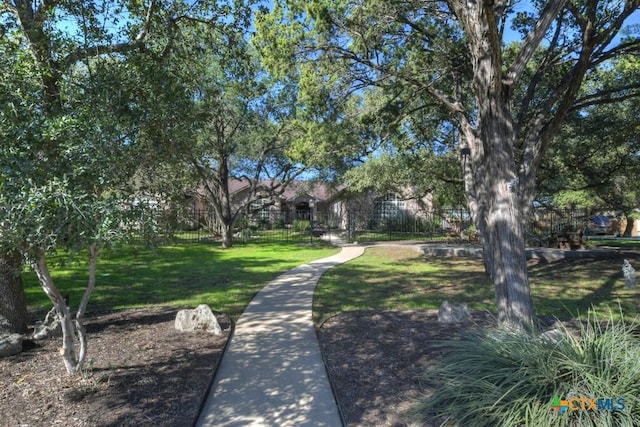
[195,240,609,426]
[196,245,365,427]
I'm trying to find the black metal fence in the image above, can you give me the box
[132,206,606,246]
[145,208,472,245]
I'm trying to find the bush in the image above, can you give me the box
[414,311,640,427]
[293,220,311,232]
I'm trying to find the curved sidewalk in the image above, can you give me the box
[196,245,365,427]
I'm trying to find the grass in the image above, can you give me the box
[312,244,640,426]
[23,241,340,320]
[415,311,640,427]
[586,238,640,250]
[313,246,640,326]
[27,238,639,327]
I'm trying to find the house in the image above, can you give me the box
[187,179,434,230]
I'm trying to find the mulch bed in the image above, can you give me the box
[0,307,538,427]
[319,310,496,427]
[0,307,231,427]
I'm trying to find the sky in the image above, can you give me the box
[503,1,640,45]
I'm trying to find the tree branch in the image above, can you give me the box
[570,82,640,111]
[505,0,567,87]
[62,0,157,69]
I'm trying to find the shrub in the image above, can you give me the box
[414,311,640,427]
[293,220,311,232]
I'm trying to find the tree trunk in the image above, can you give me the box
[32,252,79,374]
[480,191,534,328]
[74,244,99,371]
[0,251,28,334]
[624,216,634,237]
[471,127,535,329]
[452,1,537,329]
[221,222,233,249]
[480,108,535,328]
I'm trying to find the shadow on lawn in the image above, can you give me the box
[528,254,638,319]
[26,242,338,318]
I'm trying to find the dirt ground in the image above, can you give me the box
[0,308,231,427]
[0,305,497,427]
[319,310,497,427]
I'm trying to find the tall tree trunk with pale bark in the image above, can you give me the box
[462,113,535,327]
[220,222,234,248]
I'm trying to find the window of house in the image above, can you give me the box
[250,199,271,221]
[374,193,405,220]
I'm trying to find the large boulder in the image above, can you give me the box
[175,304,222,335]
[0,333,23,358]
[437,300,471,324]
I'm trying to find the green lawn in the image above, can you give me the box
[24,242,340,320]
[26,241,640,326]
[587,237,640,250]
[350,231,449,243]
[313,246,639,326]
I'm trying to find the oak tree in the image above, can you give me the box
[256,0,640,327]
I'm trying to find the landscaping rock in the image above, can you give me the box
[175,304,222,335]
[0,333,23,358]
[437,300,471,324]
[31,307,62,341]
[539,328,567,344]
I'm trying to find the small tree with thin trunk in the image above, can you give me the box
[1,0,253,372]
[3,175,124,372]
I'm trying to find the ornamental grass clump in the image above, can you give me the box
[414,311,640,427]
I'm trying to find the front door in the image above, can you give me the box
[295,202,311,220]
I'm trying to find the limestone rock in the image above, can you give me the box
[539,328,567,344]
[31,307,62,341]
[175,304,222,335]
[437,300,471,324]
[0,333,23,358]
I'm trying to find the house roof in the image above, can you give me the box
[229,179,251,194]
[194,179,345,203]
[280,181,345,202]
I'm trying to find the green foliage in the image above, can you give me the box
[0,0,279,258]
[293,219,311,232]
[538,57,640,211]
[257,0,640,328]
[146,8,310,246]
[414,312,640,427]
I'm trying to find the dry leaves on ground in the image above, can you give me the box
[2,307,495,427]
[0,307,230,427]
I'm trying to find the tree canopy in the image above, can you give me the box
[0,0,270,372]
[2,0,640,349]
[539,56,640,215]
[255,0,640,327]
